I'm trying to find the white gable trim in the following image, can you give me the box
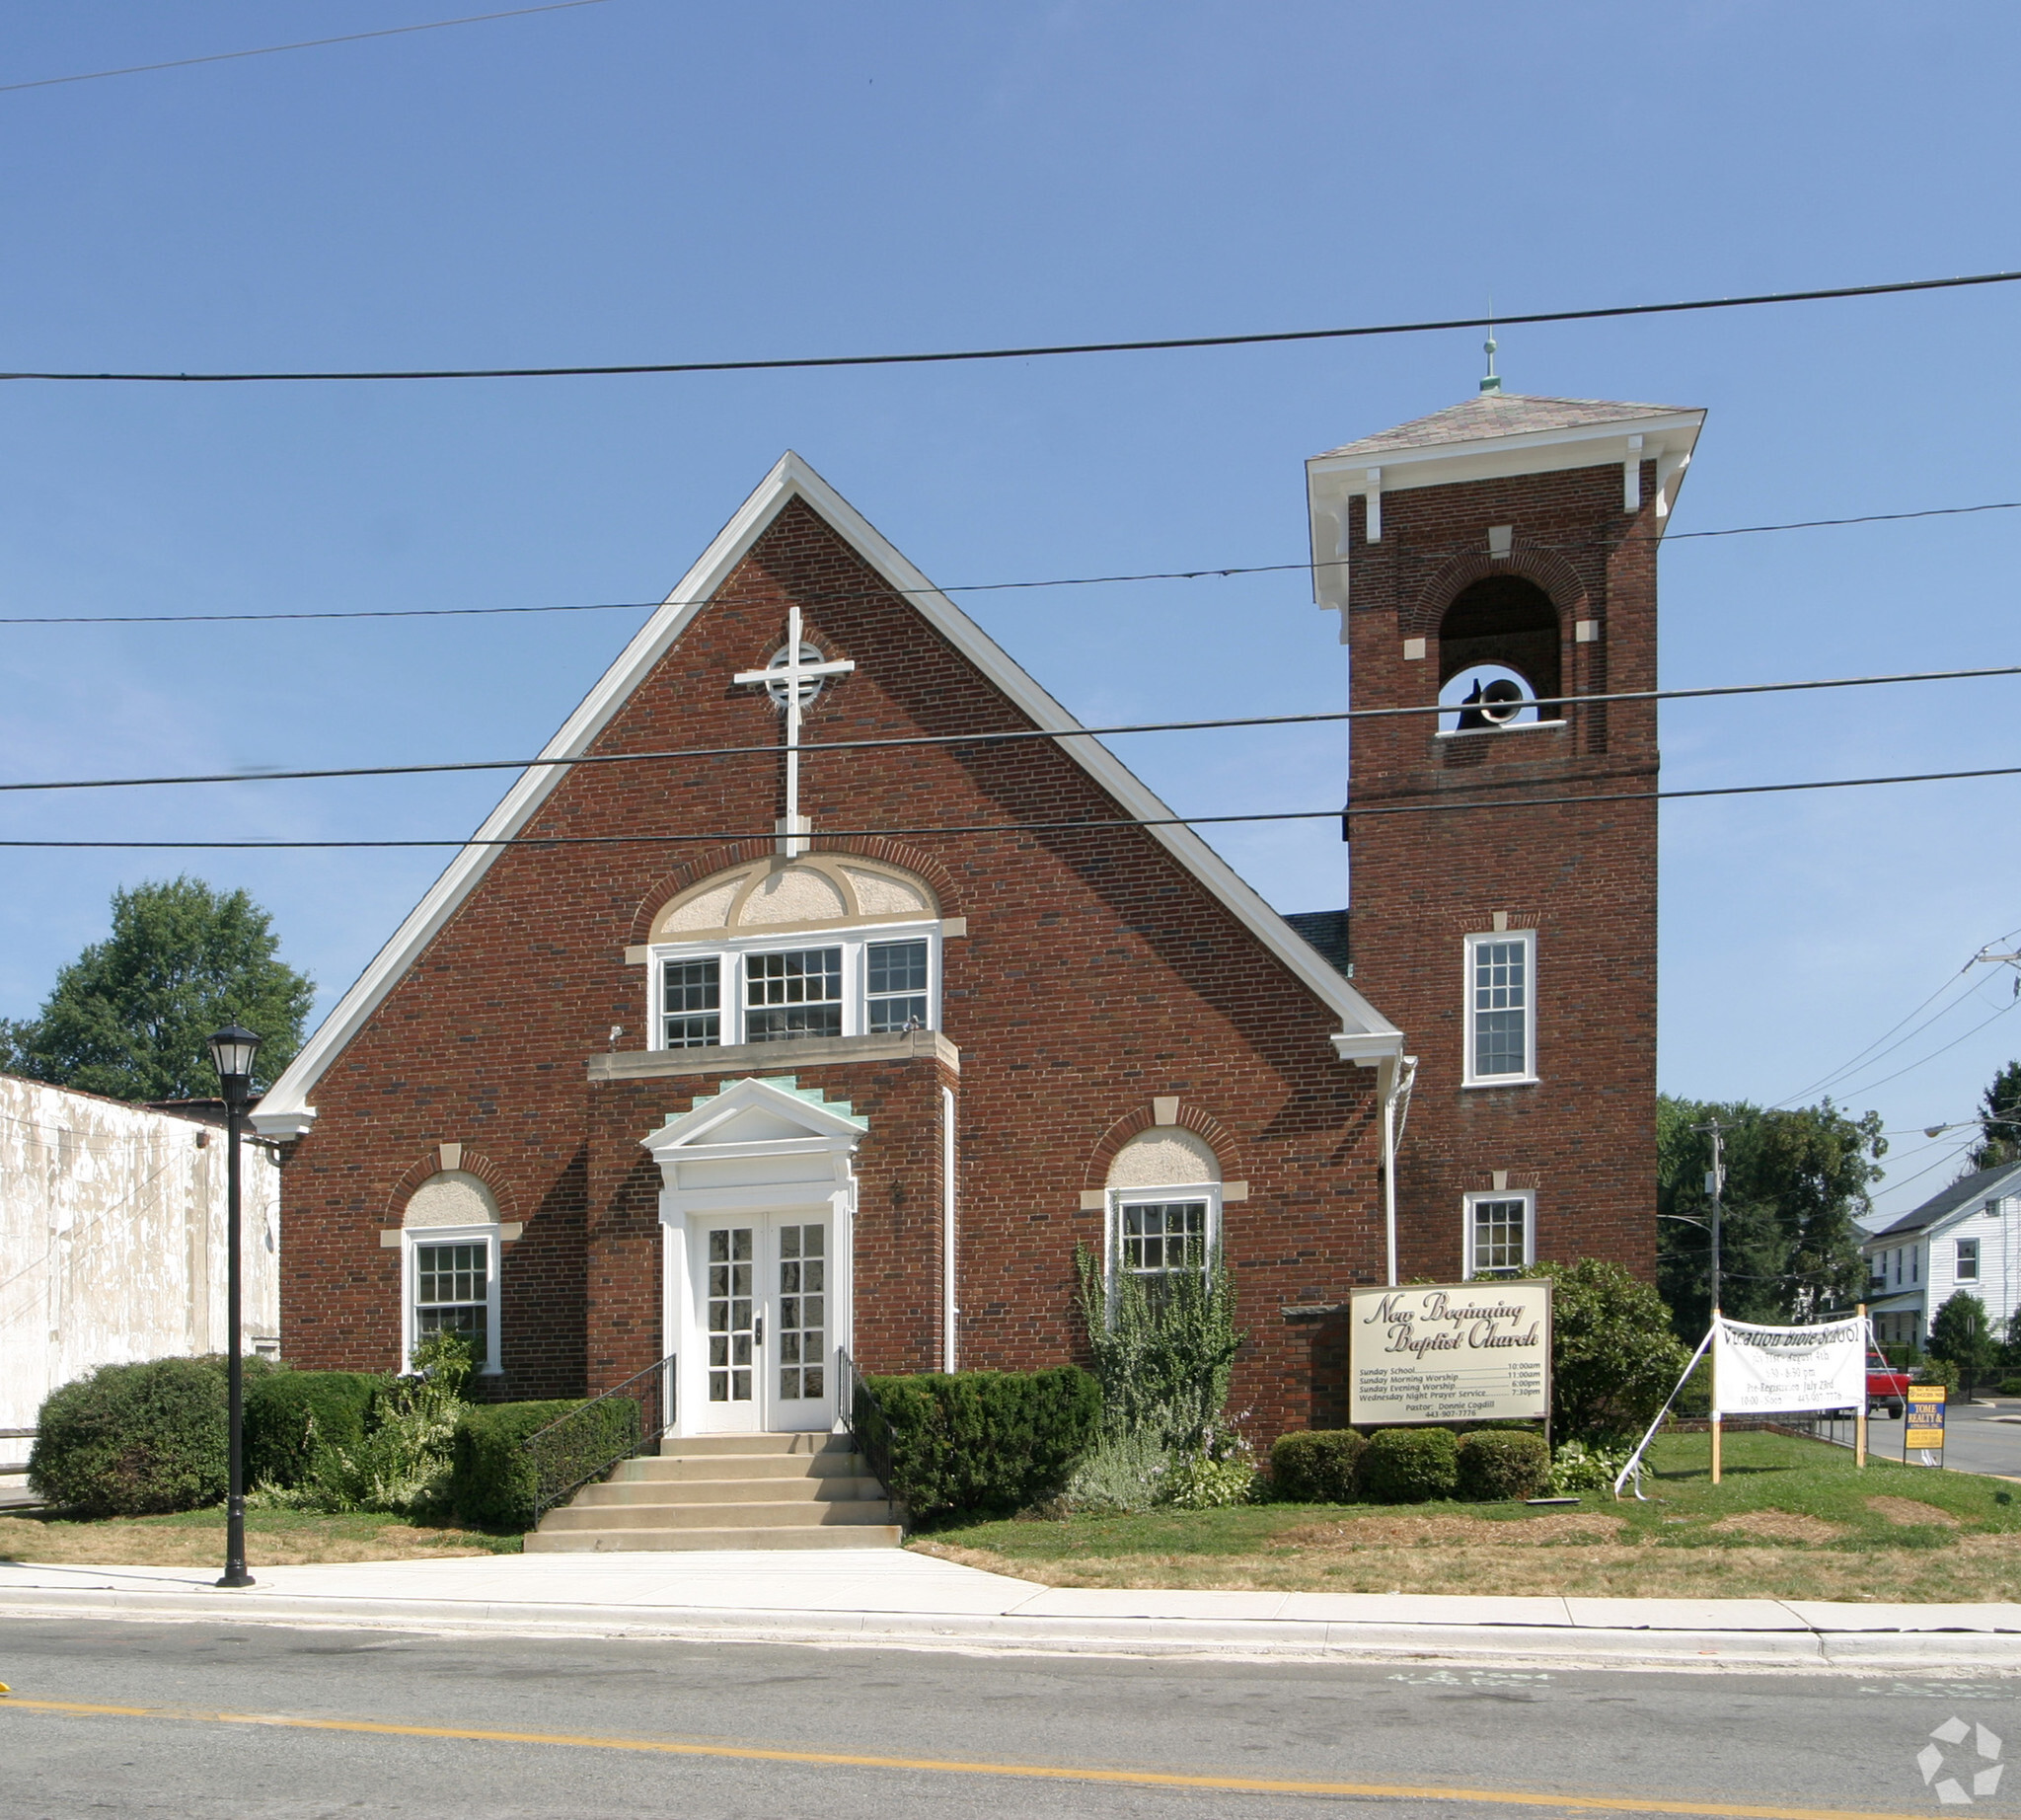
[255,454,1399,1135]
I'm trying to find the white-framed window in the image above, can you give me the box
[1464,1190,1534,1277]
[1462,930,1537,1087]
[1956,1237,1980,1282]
[401,1224,501,1374]
[1107,1182,1223,1298]
[651,925,938,1049]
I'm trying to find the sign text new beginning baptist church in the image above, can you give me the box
[1348,1282,1552,1425]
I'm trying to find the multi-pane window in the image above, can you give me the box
[661,957,721,1048]
[707,1227,754,1403]
[1471,940,1529,1077]
[745,947,844,1041]
[1120,1201,1209,1280]
[1957,1237,1980,1281]
[866,939,929,1032]
[1468,1196,1530,1276]
[413,1241,488,1355]
[777,1224,827,1403]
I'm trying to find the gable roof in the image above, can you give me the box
[1316,393,1693,461]
[254,454,1401,1135]
[1865,1160,2021,1240]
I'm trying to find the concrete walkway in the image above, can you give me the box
[2,1550,2016,1669]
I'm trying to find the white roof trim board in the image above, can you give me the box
[253,453,1399,1137]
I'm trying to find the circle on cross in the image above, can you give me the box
[765,641,832,709]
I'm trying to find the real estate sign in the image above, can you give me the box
[1712,1315,1865,1415]
[1348,1282,1551,1425]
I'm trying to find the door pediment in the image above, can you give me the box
[641,1075,866,1205]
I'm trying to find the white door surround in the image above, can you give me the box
[641,1075,863,1436]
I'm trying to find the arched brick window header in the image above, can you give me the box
[1083,1102,1236,1194]
[627,836,965,945]
[386,1148,520,1225]
[1403,544,1590,644]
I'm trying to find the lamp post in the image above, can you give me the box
[207,1022,262,1590]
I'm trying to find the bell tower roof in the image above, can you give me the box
[1316,392,1696,464]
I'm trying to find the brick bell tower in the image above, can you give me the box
[1307,383,1703,1283]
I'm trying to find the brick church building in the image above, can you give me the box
[255,387,1703,1442]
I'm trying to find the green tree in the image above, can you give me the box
[1966,1059,2021,1173]
[1656,1095,1884,1339]
[1,877,313,1101]
[1525,1257,1689,1445]
[1929,1291,1999,1401]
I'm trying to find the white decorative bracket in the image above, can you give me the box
[1364,468,1383,543]
[1624,434,1644,512]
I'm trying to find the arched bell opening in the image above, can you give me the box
[1437,575,1561,733]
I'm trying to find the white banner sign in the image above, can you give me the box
[1713,1315,1866,1415]
[1349,1282,1551,1425]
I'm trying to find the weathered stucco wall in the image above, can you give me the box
[0,1074,280,1431]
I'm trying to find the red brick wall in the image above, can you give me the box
[1345,461,1661,1282]
[277,494,1389,1439]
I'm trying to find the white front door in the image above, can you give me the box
[692,1214,834,1433]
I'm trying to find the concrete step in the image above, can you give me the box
[524,1524,904,1553]
[654,1432,850,1458]
[617,1451,868,1482]
[573,1475,888,1507]
[539,1498,899,1533]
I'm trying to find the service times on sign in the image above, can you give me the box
[1348,1282,1552,1425]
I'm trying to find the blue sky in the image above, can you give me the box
[2,2,2017,1217]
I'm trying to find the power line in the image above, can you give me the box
[0,1,618,96]
[6,267,2018,385]
[4,662,2016,796]
[9,499,2021,627]
[5,758,2021,847]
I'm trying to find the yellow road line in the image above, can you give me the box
[0,1694,1939,1819]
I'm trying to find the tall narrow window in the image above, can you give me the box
[866,938,929,1032]
[1464,931,1535,1084]
[1956,1237,1980,1281]
[746,947,843,1040]
[413,1241,489,1354]
[1464,1191,1534,1276]
[661,957,721,1048]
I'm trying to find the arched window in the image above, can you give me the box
[1437,575,1561,733]
[1103,1127,1223,1292]
[646,857,941,1050]
[400,1171,502,1375]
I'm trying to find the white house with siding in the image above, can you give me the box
[0,1074,280,1456]
[1862,1160,2021,1349]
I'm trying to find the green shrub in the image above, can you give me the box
[1547,1438,1629,1494]
[1526,1258,1691,1445]
[1268,1430,1365,1503]
[245,1370,382,1488]
[1074,1246,1242,1453]
[858,1367,1100,1523]
[1061,1427,1171,1513]
[1998,1377,2021,1398]
[1359,1426,1459,1503]
[1163,1447,1259,1509]
[449,1396,638,1531]
[1917,1357,1959,1393]
[30,1356,230,1515]
[1455,1429,1550,1501]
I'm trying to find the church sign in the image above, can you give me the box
[1348,1282,1551,1426]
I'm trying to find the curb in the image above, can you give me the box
[3,1586,2018,1670]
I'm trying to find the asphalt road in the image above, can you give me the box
[1816,1398,2021,1478]
[6,1618,2018,1820]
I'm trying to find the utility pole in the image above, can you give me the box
[1693,1117,1728,1485]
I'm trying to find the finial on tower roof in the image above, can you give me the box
[1480,304,1501,394]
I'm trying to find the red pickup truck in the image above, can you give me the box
[1867,1367,1911,1419]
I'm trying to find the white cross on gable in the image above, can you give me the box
[732,604,855,856]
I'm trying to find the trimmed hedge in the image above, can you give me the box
[1359,1425,1459,1503]
[1269,1430,1365,1503]
[859,1367,1100,1523]
[449,1397,639,1531]
[31,1356,231,1515]
[245,1369,383,1488]
[1455,1429,1550,1502]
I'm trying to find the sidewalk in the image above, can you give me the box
[2,1550,2017,1669]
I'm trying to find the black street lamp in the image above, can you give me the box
[207,1022,262,1590]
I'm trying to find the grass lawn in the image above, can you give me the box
[0,1506,522,1567]
[913,1431,2021,1602]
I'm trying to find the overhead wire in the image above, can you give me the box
[6,758,2021,847]
[3,662,2017,796]
[0,1,619,96]
[7,499,2021,627]
[5,267,2019,384]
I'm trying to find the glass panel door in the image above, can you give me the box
[701,1225,758,1431]
[771,1222,830,1428]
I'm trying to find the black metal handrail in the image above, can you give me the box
[836,1344,900,1512]
[524,1352,675,1521]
